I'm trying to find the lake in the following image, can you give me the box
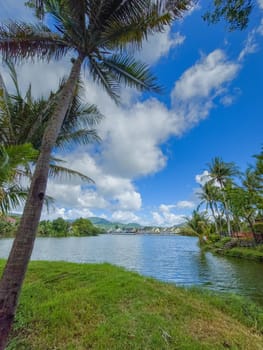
[0,234,262,304]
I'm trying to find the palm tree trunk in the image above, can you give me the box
[0,55,83,349]
[220,183,231,236]
[209,202,219,234]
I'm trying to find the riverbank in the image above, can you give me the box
[2,261,263,350]
[204,237,263,262]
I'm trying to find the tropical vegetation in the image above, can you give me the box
[0,61,102,215]
[180,149,263,260]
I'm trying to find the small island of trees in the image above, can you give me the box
[0,216,102,238]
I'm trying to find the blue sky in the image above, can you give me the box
[1,1,263,226]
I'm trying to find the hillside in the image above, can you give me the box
[89,217,142,230]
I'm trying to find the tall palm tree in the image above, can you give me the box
[197,182,222,234]
[207,157,239,236]
[0,1,193,346]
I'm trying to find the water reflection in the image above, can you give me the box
[0,235,262,304]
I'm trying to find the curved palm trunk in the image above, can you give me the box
[0,56,83,349]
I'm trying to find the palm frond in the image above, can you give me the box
[56,129,100,149]
[88,57,120,102]
[0,184,28,215]
[102,54,162,93]
[0,22,71,61]
[48,163,94,183]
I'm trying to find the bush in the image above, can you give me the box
[208,234,221,243]
[254,222,263,234]
[71,218,101,236]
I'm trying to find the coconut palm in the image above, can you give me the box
[207,157,239,236]
[0,62,102,220]
[183,210,210,242]
[0,61,102,182]
[0,1,193,346]
[197,182,222,234]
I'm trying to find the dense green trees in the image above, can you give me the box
[38,217,101,237]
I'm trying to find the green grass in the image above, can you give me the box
[208,240,263,261]
[1,261,262,350]
[221,247,263,261]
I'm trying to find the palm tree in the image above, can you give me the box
[0,1,193,346]
[183,210,210,243]
[0,62,102,218]
[0,144,38,214]
[0,61,101,181]
[197,182,222,234]
[207,157,239,236]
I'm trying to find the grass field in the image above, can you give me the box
[1,261,262,350]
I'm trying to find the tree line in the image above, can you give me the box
[0,216,102,238]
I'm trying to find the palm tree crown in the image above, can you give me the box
[0,0,193,100]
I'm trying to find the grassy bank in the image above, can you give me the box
[206,238,263,262]
[1,261,263,350]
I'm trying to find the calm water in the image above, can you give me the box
[0,234,262,304]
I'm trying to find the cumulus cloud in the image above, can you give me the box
[172,50,239,101]
[137,29,185,65]
[195,170,211,186]
[111,210,140,223]
[43,148,142,221]
[170,50,240,134]
[14,47,241,223]
[152,204,186,226]
[176,201,195,209]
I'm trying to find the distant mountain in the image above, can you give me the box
[89,217,141,230]
[89,217,112,225]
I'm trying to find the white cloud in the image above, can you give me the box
[258,0,263,10]
[172,50,239,101]
[17,47,241,223]
[151,201,194,226]
[111,210,139,223]
[195,170,211,186]
[137,29,185,65]
[176,200,195,209]
[238,30,258,61]
[152,205,185,226]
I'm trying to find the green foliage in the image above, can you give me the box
[0,144,38,214]
[51,217,70,237]
[203,0,253,31]
[71,217,101,236]
[0,217,18,237]
[38,217,101,237]
[207,233,221,243]
[2,261,263,349]
[254,222,263,234]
